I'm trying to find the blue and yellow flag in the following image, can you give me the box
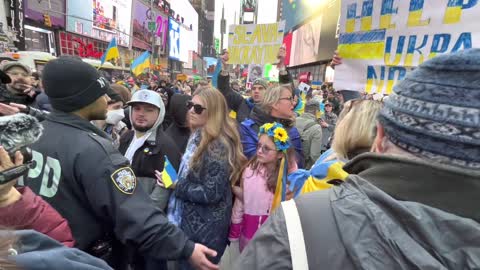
[100,38,120,66]
[162,155,178,188]
[288,149,349,198]
[131,51,151,76]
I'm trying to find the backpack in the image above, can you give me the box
[300,120,318,167]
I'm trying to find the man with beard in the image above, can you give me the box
[22,57,219,270]
[119,89,181,212]
[0,62,36,106]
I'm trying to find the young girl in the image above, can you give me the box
[229,122,297,252]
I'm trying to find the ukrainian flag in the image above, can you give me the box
[131,51,151,76]
[100,38,120,66]
[162,155,178,188]
[288,149,349,198]
[337,30,385,61]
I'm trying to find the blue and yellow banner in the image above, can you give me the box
[335,0,479,94]
[131,51,151,76]
[100,38,120,66]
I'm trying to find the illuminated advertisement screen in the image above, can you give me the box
[66,0,132,47]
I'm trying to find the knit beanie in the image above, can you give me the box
[378,49,480,169]
[42,57,109,112]
[253,78,268,89]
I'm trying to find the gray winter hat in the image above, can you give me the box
[378,49,480,169]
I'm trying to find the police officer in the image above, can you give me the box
[21,57,219,270]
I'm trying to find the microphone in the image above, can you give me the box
[0,113,43,157]
[0,114,43,184]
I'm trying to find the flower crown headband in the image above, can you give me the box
[259,122,291,152]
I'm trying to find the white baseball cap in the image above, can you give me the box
[127,89,164,110]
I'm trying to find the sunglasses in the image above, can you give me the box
[257,143,276,153]
[186,101,207,114]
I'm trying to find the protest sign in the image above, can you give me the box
[334,0,479,94]
[228,21,286,65]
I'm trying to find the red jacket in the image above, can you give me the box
[0,187,75,247]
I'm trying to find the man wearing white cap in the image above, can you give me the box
[119,89,181,212]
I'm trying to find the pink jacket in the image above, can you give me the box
[229,163,297,251]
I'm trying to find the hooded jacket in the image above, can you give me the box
[119,104,181,208]
[234,153,480,269]
[0,187,75,247]
[240,106,304,168]
[160,86,175,130]
[165,94,191,153]
[7,230,112,270]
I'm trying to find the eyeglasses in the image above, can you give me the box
[186,101,207,114]
[279,96,294,103]
[257,143,276,153]
[7,71,29,78]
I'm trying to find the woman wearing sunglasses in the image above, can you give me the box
[158,86,247,270]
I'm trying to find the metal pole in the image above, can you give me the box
[151,0,155,73]
[220,4,225,51]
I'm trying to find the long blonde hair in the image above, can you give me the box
[332,99,383,160]
[190,86,247,185]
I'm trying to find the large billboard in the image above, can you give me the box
[132,0,169,52]
[282,0,338,32]
[170,0,198,53]
[288,0,340,66]
[25,0,65,27]
[66,0,132,47]
[132,0,152,50]
[169,18,194,63]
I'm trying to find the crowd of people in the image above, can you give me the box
[0,47,479,270]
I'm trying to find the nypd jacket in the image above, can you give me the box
[21,112,194,269]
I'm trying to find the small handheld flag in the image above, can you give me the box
[162,155,178,188]
[131,51,151,76]
[100,38,120,66]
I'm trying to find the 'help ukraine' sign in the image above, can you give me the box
[335,0,479,94]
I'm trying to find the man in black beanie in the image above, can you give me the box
[21,57,219,270]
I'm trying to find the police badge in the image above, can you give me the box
[110,167,137,194]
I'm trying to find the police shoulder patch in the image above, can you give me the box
[110,167,137,194]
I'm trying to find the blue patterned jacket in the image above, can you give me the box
[174,138,232,267]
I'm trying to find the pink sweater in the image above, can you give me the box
[229,163,297,251]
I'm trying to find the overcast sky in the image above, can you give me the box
[214,0,279,50]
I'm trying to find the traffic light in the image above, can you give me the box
[43,14,52,27]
